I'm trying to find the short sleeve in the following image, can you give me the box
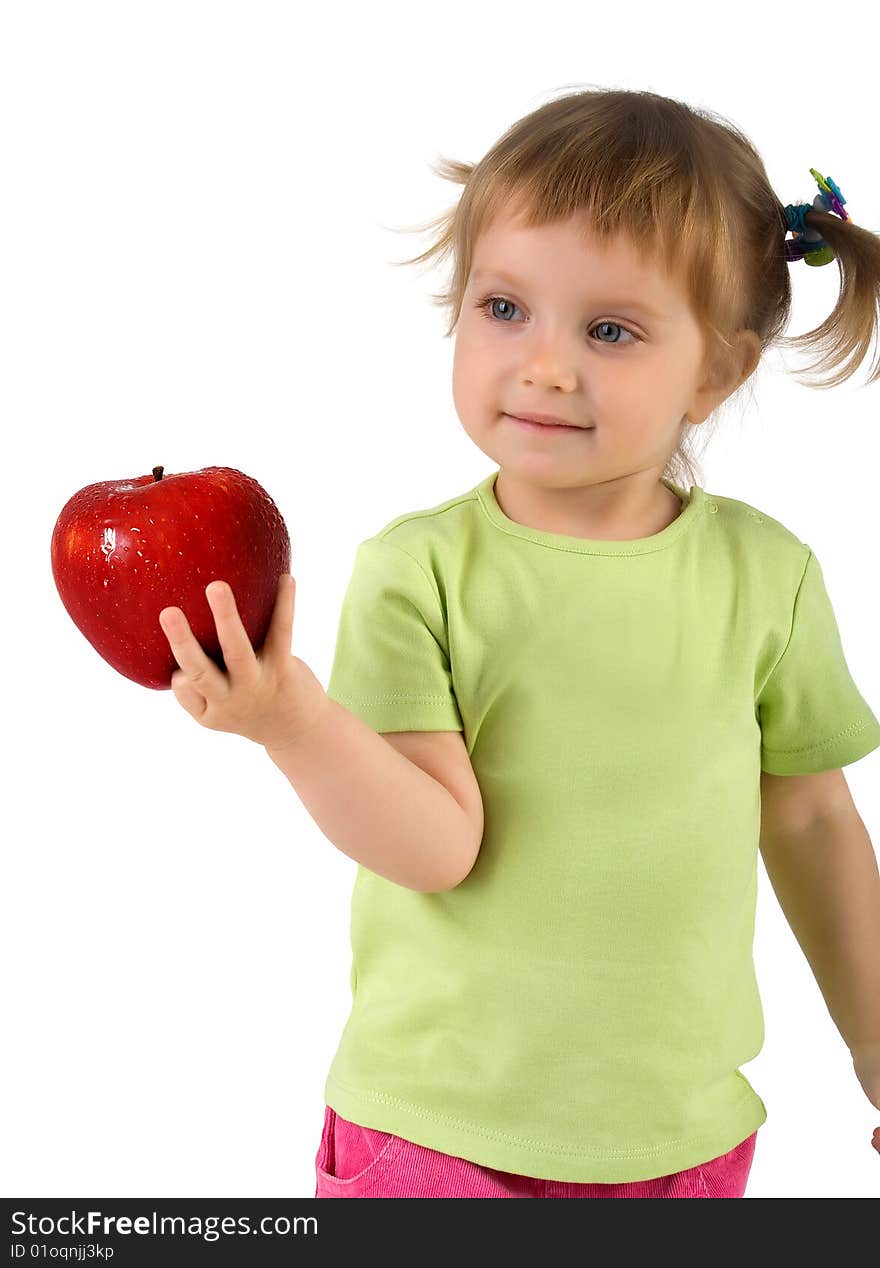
[326,536,464,733]
[758,549,880,774]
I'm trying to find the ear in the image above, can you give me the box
[685,329,762,425]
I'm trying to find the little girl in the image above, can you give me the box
[161,87,880,1198]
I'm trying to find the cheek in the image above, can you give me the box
[452,340,496,414]
[591,375,654,423]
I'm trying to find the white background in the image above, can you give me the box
[2,0,878,1199]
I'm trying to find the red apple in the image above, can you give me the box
[51,464,291,689]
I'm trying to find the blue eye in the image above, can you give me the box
[476,295,521,323]
[473,294,640,347]
[590,320,638,346]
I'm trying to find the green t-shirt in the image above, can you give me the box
[323,469,880,1183]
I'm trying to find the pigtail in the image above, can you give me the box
[776,201,880,389]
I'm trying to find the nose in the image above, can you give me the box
[518,330,580,391]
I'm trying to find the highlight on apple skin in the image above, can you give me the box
[50,464,292,690]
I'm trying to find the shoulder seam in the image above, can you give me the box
[373,487,480,538]
[360,535,446,627]
[763,547,814,688]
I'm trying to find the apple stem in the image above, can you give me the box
[152,466,164,482]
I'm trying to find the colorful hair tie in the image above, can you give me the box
[783,168,851,267]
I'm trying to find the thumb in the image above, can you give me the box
[264,572,295,660]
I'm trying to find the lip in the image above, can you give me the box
[505,413,593,433]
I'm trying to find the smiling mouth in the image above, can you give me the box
[505,413,594,432]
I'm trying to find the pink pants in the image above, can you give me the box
[315,1105,758,1198]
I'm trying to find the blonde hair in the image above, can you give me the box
[385,86,880,491]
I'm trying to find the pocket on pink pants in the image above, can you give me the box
[695,1130,758,1198]
[315,1105,406,1198]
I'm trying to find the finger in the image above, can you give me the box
[205,580,259,678]
[158,604,227,695]
[262,573,295,661]
[170,668,208,718]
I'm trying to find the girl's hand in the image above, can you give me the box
[158,573,329,752]
[850,1042,880,1155]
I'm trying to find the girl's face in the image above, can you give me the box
[452,209,757,537]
